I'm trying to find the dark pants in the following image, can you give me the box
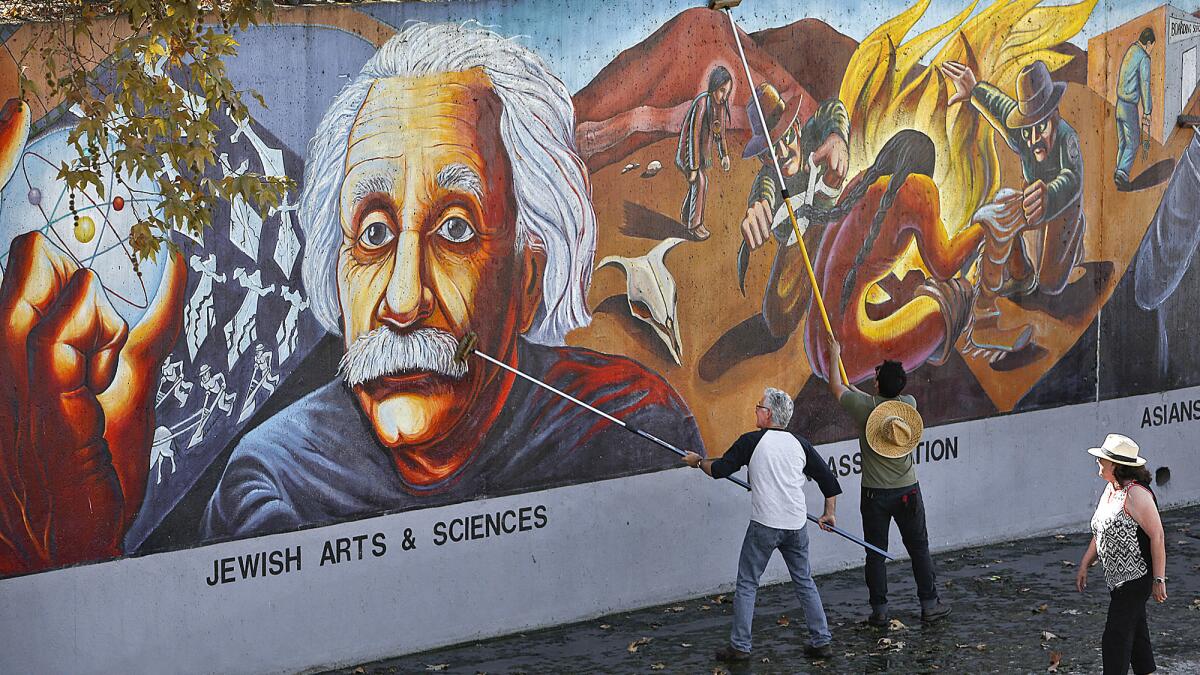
[860,484,939,611]
[1103,574,1156,675]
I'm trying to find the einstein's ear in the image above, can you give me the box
[517,244,545,335]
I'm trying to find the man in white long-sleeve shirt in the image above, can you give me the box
[683,387,843,662]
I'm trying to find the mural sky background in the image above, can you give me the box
[224,0,1190,159]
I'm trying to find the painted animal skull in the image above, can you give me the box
[597,237,686,365]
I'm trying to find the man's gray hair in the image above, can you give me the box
[299,21,597,345]
[763,387,794,427]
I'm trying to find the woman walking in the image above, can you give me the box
[1076,434,1167,675]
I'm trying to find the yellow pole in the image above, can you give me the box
[721,7,849,385]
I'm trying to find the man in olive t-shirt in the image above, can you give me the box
[826,338,952,626]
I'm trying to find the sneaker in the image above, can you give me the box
[688,224,711,241]
[714,645,751,662]
[921,601,953,623]
[867,606,890,627]
[804,643,834,658]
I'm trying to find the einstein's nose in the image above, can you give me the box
[378,230,434,329]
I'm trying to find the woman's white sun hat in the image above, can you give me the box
[1087,433,1147,467]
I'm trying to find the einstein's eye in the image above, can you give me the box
[436,216,476,243]
[357,215,394,250]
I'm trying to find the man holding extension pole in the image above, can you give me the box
[825,336,952,626]
[682,388,842,662]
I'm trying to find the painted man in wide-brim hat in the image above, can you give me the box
[738,83,850,340]
[941,59,1086,299]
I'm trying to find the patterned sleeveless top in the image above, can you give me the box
[1090,482,1152,590]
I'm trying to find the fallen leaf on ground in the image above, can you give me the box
[1054,534,1066,540]
[712,595,729,604]
[1034,604,1049,614]
[712,667,729,675]
[650,664,665,670]
[975,643,987,651]
[668,606,685,613]
[650,623,661,629]
[699,605,712,611]
[1020,588,1032,593]
[876,637,905,651]
[760,657,771,663]
[956,643,970,649]
[776,615,790,627]
[680,643,693,648]
[888,618,908,631]
[599,624,612,630]
[1041,631,1059,641]
[1061,560,1076,567]
[987,575,1002,581]
[353,669,365,674]
[425,666,449,672]
[627,637,652,653]
[1048,651,1063,672]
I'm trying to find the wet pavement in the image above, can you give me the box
[330,505,1200,674]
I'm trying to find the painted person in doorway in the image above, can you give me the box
[681,387,842,662]
[1115,28,1156,192]
[941,59,1085,298]
[202,22,702,539]
[675,66,733,241]
[1077,434,1167,675]
[825,335,952,626]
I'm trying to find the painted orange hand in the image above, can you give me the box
[0,231,185,575]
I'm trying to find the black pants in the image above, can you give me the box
[860,484,939,610]
[1103,574,1155,675]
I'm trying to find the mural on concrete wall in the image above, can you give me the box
[0,0,1197,577]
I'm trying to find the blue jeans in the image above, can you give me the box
[1115,98,1142,181]
[730,520,832,652]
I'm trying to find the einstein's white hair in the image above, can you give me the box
[299,22,596,345]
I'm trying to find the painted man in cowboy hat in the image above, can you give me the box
[675,66,733,240]
[940,59,1086,299]
[824,335,952,627]
[738,83,850,339]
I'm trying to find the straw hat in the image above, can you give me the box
[1087,433,1147,467]
[865,400,924,458]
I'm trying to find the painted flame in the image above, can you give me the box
[837,0,1097,275]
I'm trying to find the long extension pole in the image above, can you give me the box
[721,6,849,386]
[455,334,894,560]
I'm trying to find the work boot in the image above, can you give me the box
[714,645,751,662]
[867,606,890,627]
[804,643,834,658]
[921,601,953,623]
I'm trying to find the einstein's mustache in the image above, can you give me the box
[339,327,468,387]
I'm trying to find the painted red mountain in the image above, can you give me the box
[750,19,857,104]
[571,9,1090,171]
[572,7,811,172]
